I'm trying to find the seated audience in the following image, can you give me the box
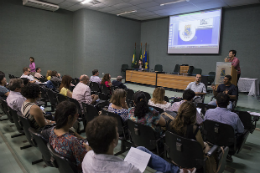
[168,101,215,172]
[83,116,190,173]
[127,91,165,131]
[107,89,128,121]
[101,73,112,90]
[186,74,207,103]
[148,87,171,111]
[208,75,237,110]
[49,101,88,172]
[59,75,73,98]
[112,76,127,89]
[20,67,39,83]
[34,67,43,79]
[90,69,101,84]
[21,84,55,131]
[205,93,244,133]
[72,75,98,105]
[0,72,9,99]
[170,89,203,125]
[46,70,52,80]
[205,93,244,162]
[50,70,62,82]
[6,79,25,114]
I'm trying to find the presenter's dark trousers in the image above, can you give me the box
[237,74,241,83]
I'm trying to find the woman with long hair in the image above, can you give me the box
[46,70,52,80]
[148,87,171,111]
[29,57,36,73]
[49,101,88,172]
[108,89,128,121]
[59,75,73,98]
[127,91,165,131]
[101,73,112,93]
[168,101,216,172]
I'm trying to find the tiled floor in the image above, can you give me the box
[0,83,259,173]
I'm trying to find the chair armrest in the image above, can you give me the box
[206,145,218,157]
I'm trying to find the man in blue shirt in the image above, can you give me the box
[205,93,244,162]
[208,75,237,110]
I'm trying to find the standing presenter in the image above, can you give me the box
[224,50,241,83]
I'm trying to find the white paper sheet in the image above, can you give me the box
[247,111,260,117]
[124,147,151,172]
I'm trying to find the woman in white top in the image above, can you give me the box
[148,87,172,111]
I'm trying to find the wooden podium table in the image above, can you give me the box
[126,70,156,85]
[157,74,195,90]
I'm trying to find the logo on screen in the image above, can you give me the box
[184,25,191,36]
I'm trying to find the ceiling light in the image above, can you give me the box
[160,0,189,6]
[81,0,91,4]
[117,10,137,16]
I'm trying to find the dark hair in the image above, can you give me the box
[101,73,110,85]
[0,71,5,77]
[59,75,72,91]
[23,67,29,72]
[30,57,35,62]
[36,67,40,72]
[21,83,41,99]
[21,78,29,86]
[0,74,5,85]
[9,78,23,91]
[86,116,117,154]
[55,101,77,129]
[51,70,58,77]
[216,93,230,108]
[225,75,232,81]
[133,91,149,119]
[183,89,195,101]
[229,50,236,56]
[92,69,98,75]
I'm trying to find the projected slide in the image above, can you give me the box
[168,9,222,54]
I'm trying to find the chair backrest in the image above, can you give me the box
[82,102,99,123]
[100,84,110,95]
[1,100,13,122]
[40,86,49,101]
[149,106,164,114]
[127,119,159,150]
[98,92,109,100]
[68,97,83,117]
[234,111,254,132]
[47,89,58,109]
[121,64,129,72]
[142,91,151,101]
[89,82,100,93]
[208,72,215,84]
[126,89,134,107]
[57,93,68,103]
[187,66,194,75]
[203,120,236,146]
[101,109,125,136]
[154,64,163,72]
[47,143,78,173]
[165,131,204,169]
[192,68,202,75]
[173,64,180,73]
[29,128,53,167]
[9,108,23,133]
[18,115,35,146]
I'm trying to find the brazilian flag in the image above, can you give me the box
[132,48,137,68]
[139,45,142,62]
[143,50,149,70]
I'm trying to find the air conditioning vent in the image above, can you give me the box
[23,0,59,12]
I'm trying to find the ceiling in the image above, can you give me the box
[42,0,260,20]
